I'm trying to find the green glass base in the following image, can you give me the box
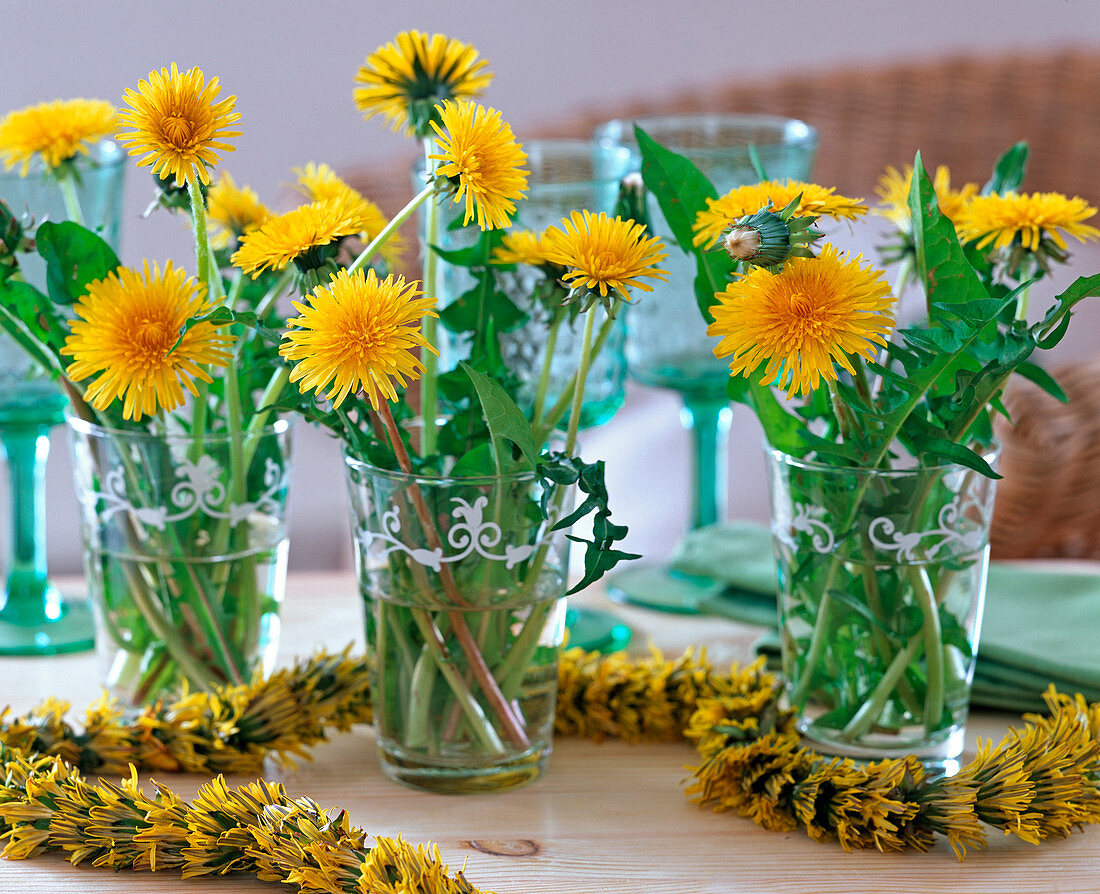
[565,605,632,652]
[0,596,95,655]
[605,563,724,615]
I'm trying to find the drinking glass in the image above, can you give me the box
[593,115,818,612]
[0,139,125,653]
[423,139,636,649]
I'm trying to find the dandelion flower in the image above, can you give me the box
[117,63,242,186]
[231,198,360,278]
[541,210,669,304]
[875,165,978,230]
[0,98,117,174]
[954,191,1100,252]
[206,172,270,249]
[708,243,894,399]
[293,162,406,269]
[429,100,528,230]
[280,267,438,409]
[491,228,548,266]
[694,181,866,248]
[353,30,493,136]
[61,261,231,420]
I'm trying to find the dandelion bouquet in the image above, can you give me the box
[283,32,667,789]
[635,130,1100,762]
[0,71,296,702]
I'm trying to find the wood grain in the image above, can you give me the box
[1,572,1097,893]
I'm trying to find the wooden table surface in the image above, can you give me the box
[1,571,1098,893]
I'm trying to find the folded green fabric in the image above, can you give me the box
[672,521,1100,713]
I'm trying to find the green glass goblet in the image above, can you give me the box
[0,139,125,654]
[593,114,818,613]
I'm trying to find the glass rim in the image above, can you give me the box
[0,138,126,180]
[765,442,1000,477]
[593,113,819,153]
[411,137,637,188]
[344,452,544,487]
[66,412,292,441]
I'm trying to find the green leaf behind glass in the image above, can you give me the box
[35,221,119,305]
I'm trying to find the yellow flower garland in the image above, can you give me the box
[1,645,1098,891]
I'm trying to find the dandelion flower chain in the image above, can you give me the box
[2,646,1098,884]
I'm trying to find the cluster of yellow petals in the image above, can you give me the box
[231,199,362,277]
[708,243,895,399]
[293,162,406,269]
[429,99,529,230]
[206,172,270,249]
[60,261,232,420]
[874,164,979,230]
[280,268,438,409]
[541,210,669,303]
[490,228,548,267]
[0,98,117,174]
[353,30,493,134]
[954,191,1100,251]
[116,63,241,186]
[694,180,867,248]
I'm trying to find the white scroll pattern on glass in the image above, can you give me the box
[358,495,557,572]
[89,455,287,530]
[776,488,995,561]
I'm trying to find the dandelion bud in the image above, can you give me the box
[721,225,763,261]
[720,208,794,268]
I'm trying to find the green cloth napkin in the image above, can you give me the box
[672,522,1100,713]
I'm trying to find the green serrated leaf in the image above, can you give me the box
[36,220,119,305]
[983,142,1029,195]
[1011,361,1067,402]
[461,361,537,471]
[908,154,989,310]
[634,125,719,253]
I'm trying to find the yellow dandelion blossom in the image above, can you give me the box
[429,100,528,230]
[954,191,1100,251]
[0,98,117,174]
[875,165,979,229]
[60,260,232,420]
[541,210,669,303]
[292,162,406,269]
[116,63,242,186]
[694,180,867,248]
[353,30,493,135]
[206,172,270,249]
[280,267,438,409]
[707,243,894,399]
[231,198,360,277]
[491,228,547,266]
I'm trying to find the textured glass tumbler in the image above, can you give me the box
[423,139,636,429]
[767,448,996,774]
[68,417,293,705]
[345,456,570,793]
[594,115,818,613]
[0,140,125,654]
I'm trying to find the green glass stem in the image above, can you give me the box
[0,410,94,654]
[1,421,54,620]
[679,390,733,530]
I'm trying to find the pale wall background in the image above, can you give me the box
[3,0,1100,574]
